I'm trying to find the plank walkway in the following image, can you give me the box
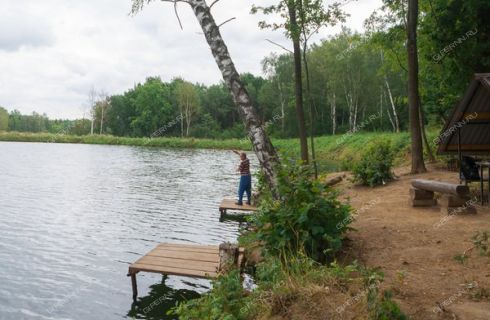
[219,198,258,216]
[127,243,242,301]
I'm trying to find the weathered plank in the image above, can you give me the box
[219,198,258,214]
[129,263,218,278]
[146,249,220,263]
[128,243,243,301]
[135,256,218,273]
[155,244,219,254]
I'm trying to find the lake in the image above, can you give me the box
[0,142,257,320]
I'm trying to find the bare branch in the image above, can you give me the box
[209,0,222,9]
[218,17,236,28]
[174,0,183,30]
[265,39,293,53]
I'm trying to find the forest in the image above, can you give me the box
[0,0,488,142]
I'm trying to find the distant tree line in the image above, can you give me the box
[1,0,488,140]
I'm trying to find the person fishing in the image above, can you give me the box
[232,150,251,205]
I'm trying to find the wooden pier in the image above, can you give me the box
[219,198,258,216]
[128,243,243,301]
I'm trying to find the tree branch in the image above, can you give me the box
[174,1,184,30]
[218,17,236,28]
[265,39,293,53]
[209,0,222,9]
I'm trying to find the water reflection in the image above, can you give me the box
[127,276,201,320]
[0,142,258,320]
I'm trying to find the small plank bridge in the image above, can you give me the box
[128,242,243,301]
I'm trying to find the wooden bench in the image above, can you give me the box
[410,179,476,214]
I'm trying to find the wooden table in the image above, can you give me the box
[476,161,490,205]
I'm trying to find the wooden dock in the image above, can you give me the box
[127,243,243,300]
[219,198,258,216]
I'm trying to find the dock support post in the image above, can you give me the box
[130,273,138,302]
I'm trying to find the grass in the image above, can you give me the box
[0,130,440,172]
[174,255,408,320]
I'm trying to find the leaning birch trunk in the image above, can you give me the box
[384,77,400,132]
[188,0,279,193]
[277,82,286,134]
[383,87,396,132]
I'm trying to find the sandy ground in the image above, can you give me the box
[335,165,490,320]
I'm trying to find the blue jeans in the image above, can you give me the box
[238,175,252,204]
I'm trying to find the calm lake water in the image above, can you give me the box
[0,142,257,320]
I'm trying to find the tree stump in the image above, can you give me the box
[219,242,239,273]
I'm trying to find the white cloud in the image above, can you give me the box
[0,0,382,119]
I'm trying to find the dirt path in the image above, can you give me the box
[336,166,490,320]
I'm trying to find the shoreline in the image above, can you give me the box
[0,130,430,172]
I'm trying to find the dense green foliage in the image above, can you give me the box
[0,107,8,131]
[0,131,435,176]
[3,1,488,141]
[250,157,351,262]
[352,140,395,187]
[174,269,248,320]
[175,255,407,319]
[174,157,392,318]
[5,110,91,135]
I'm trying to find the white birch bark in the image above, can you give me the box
[132,0,279,194]
[188,0,279,192]
[383,86,396,132]
[331,92,336,135]
[384,77,400,132]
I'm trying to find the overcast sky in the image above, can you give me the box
[0,0,382,119]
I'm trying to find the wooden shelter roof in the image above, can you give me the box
[437,73,490,154]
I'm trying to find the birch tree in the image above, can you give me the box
[176,81,199,137]
[131,0,279,194]
[87,87,97,135]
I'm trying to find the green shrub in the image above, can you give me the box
[352,140,394,187]
[173,269,249,320]
[251,156,352,262]
[369,291,408,320]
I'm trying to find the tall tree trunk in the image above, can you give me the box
[185,111,191,137]
[380,51,400,132]
[331,92,336,135]
[419,104,436,162]
[302,38,318,178]
[353,99,358,129]
[287,4,309,163]
[277,82,286,135]
[100,105,104,135]
[407,0,426,173]
[379,86,383,130]
[180,108,184,138]
[383,87,396,132]
[188,0,279,193]
[343,82,354,131]
[384,77,400,132]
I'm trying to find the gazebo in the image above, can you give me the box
[437,73,490,155]
[437,73,490,202]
